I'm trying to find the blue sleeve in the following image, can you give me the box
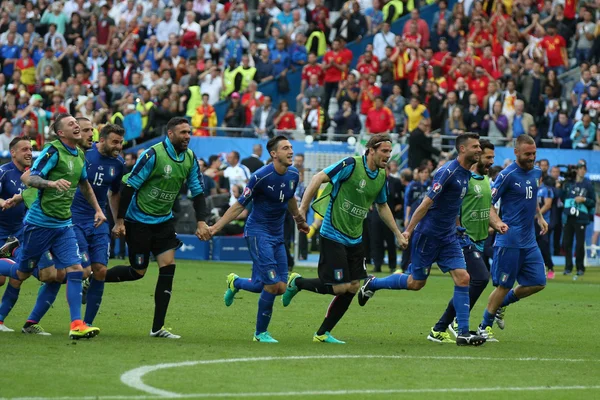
[422,109,430,119]
[546,186,554,199]
[127,148,157,190]
[404,182,413,210]
[187,154,205,197]
[237,173,260,207]
[426,165,453,200]
[80,161,88,181]
[110,162,125,193]
[491,168,511,205]
[324,157,355,185]
[376,180,388,204]
[31,146,59,179]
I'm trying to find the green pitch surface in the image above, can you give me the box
[1,261,600,400]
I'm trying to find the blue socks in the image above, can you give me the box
[256,290,276,334]
[27,282,60,323]
[369,273,409,291]
[501,289,520,307]
[453,285,470,335]
[0,284,20,322]
[235,278,263,293]
[84,277,105,325]
[481,309,496,329]
[66,271,83,322]
[433,279,489,332]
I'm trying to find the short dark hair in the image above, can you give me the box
[231,151,240,161]
[9,136,31,151]
[515,134,535,146]
[539,158,549,165]
[53,113,72,134]
[75,116,91,124]
[125,152,137,160]
[208,154,219,165]
[267,135,289,154]
[455,133,480,152]
[100,123,125,139]
[417,165,429,173]
[166,117,189,132]
[480,139,495,152]
[365,133,392,155]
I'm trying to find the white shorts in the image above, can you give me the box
[595,215,600,232]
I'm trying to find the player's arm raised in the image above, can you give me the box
[299,171,330,218]
[288,197,310,234]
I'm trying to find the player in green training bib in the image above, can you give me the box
[427,140,508,344]
[282,134,408,344]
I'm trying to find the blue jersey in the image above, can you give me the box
[72,144,125,224]
[26,142,87,228]
[126,138,204,224]
[537,184,554,224]
[415,159,470,242]
[237,164,300,238]
[320,156,387,246]
[404,179,430,220]
[492,162,541,248]
[0,162,27,235]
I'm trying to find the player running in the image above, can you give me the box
[478,134,548,333]
[427,140,508,344]
[209,136,309,343]
[357,133,487,346]
[282,134,407,344]
[0,137,32,332]
[0,114,106,339]
[112,117,209,339]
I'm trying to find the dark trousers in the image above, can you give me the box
[563,217,586,272]
[298,232,308,260]
[551,221,563,255]
[284,212,295,270]
[368,211,397,272]
[536,231,554,270]
[363,217,371,265]
[323,82,339,114]
[400,235,412,272]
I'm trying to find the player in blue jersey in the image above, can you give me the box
[112,117,209,339]
[478,134,548,334]
[0,114,106,339]
[208,136,309,343]
[0,137,32,332]
[358,133,487,346]
[282,134,407,344]
[536,176,555,278]
[401,165,431,272]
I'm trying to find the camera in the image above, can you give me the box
[556,164,578,182]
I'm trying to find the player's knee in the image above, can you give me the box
[277,281,287,295]
[82,267,92,280]
[66,264,83,273]
[9,278,22,289]
[39,268,57,283]
[408,278,426,291]
[133,267,147,277]
[55,269,66,283]
[94,266,108,281]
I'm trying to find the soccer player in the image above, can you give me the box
[427,140,508,344]
[0,137,32,332]
[282,134,407,344]
[357,133,487,346]
[0,114,106,339]
[112,117,209,339]
[209,136,309,343]
[479,134,548,333]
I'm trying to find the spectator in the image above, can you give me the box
[290,10,309,41]
[520,61,546,116]
[402,9,430,48]
[0,33,20,78]
[223,151,251,204]
[562,161,596,276]
[407,119,443,170]
[241,80,264,127]
[366,96,394,134]
[581,84,600,125]
[223,92,247,137]
[157,8,181,44]
[241,144,265,173]
[373,22,394,61]
[540,23,568,75]
[546,69,563,100]
[277,2,294,36]
[359,73,381,125]
[191,93,217,136]
[333,99,361,139]
[254,48,275,83]
[289,34,308,67]
[273,100,296,137]
[575,8,595,64]
[537,174,555,278]
[509,100,534,140]
[403,96,429,136]
[570,113,596,149]
[36,47,62,82]
[445,106,466,137]
[540,100,560,144]
[200,66,222,106]
[386,84,405,133]
[0,121,14,151]
[270,38,291,77]
[252,95,276,138]
[298,74,324,117]
[551,110,574,149]
[322,38,348,113]
[235,54,257,94]
[571,69,594,108]
[303,95,329,139]
[364,0,383,35]
[252,3,272,43]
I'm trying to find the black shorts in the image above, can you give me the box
[125,219,182,269]
[463,244,489,281]
[318,236,367,284]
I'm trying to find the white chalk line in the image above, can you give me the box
[5,355,600,400]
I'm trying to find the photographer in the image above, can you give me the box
[562,161,597,276]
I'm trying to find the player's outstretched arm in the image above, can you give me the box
[209,202,246,238]
[288,197,310,234]
[28,175,71,191]
[489,205,508,234]
[535,205,548,235]
[2,193,23,210]
[299,171,330,217]
[79,180,107,227]
[404,196,433,238]
[376,202,407,249]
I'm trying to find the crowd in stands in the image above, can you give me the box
[0,0,599,148]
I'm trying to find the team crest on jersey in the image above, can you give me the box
[109,167,115,177]
[432,183,442,193]
[290,180,295,190]
[474,184,481,193]
[45,252,53,261]
[82,252,89,263]
[68,160,74,173]
[359,179,366,189]
[163,165,172,179]
[268,269,277,280]
[501,273,508,283]
[135,254,145,266]
[243,187,252,197]
[334,269,344,281]
[28,259,36,270]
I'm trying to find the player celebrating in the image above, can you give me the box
[478,134,548,333]
[112,117,209,339]
[209,136,309,343]
[0,137,32,331]
[0,114,106,339]
[358,133,487,346]
[282,134,406,344]
[427,140,507,344]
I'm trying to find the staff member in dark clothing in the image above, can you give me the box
[407,119,445,169]
[400,164,430,272]
[562,161,596,276]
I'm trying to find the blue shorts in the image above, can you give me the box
[246,235,288,286]
[408,231,466,281]
[18,225,81,273]
[491,246,546,288]
[74,222,110,268]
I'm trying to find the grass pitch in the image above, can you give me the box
[1,261,599,400]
